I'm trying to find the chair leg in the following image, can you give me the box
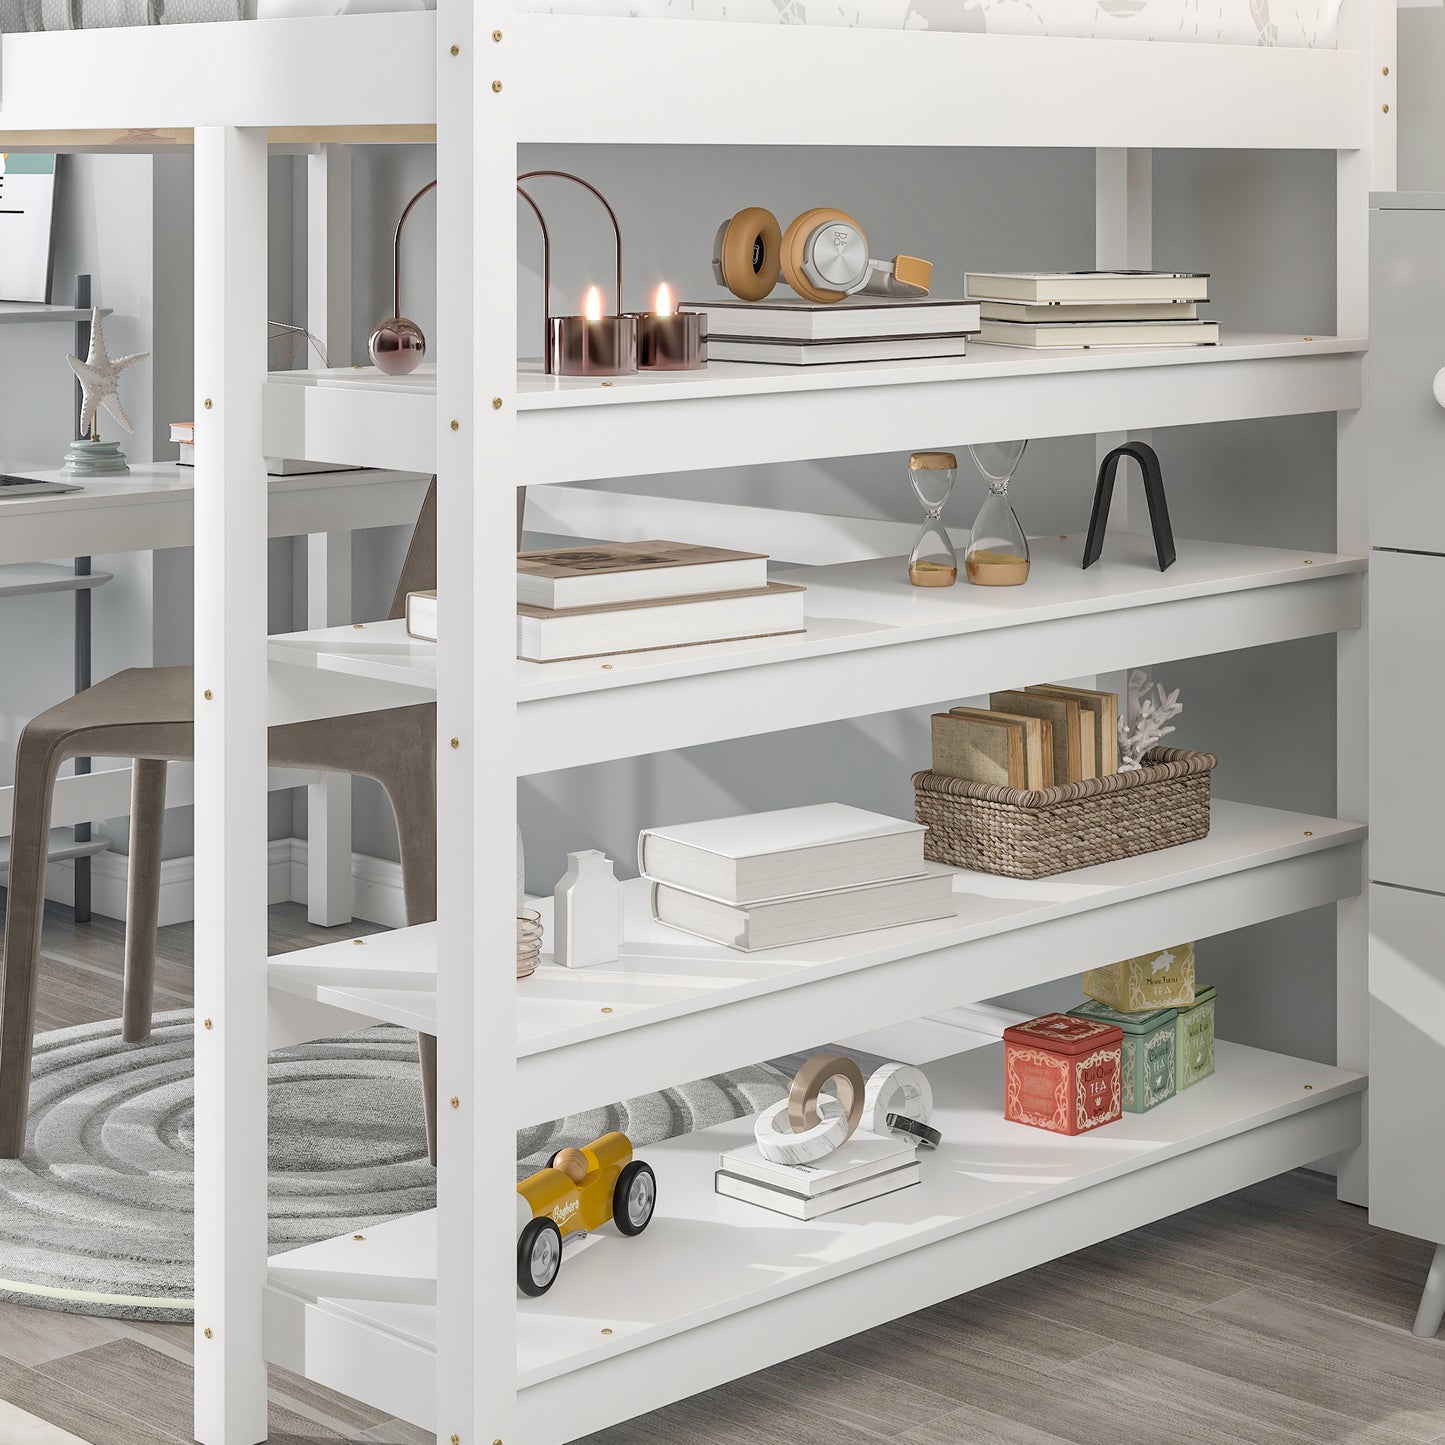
[375,730,438,1165]
[123,759,167,1044]
[1413,1243,1445,1338]
[418,1032,438,1165]
[0,730,65,1158]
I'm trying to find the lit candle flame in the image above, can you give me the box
[654,282,674,317]
[584,285,602,323]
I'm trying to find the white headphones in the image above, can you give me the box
[713,206,932,305]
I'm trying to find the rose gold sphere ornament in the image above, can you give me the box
[368,179,435,376]
[517,169,638,377]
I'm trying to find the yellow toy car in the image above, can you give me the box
[515,1131,656,1296]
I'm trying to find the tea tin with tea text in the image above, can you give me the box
[1003,1013,1124,1136]
[1069,998,1177,1113]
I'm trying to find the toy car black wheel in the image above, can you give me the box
[612,1160,656,1236]
[517,1217,563,1297]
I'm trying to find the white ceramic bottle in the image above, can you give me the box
[553,850,621,969]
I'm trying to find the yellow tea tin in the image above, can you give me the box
[1083,942,1195,1013]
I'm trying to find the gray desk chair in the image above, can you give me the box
[0,481,440,1163]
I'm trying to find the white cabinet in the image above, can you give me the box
[1369,882,1445,1248]
[1371,548,1445,894]
[1370,199,1445,554]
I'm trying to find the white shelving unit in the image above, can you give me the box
[0,1,1394,1441]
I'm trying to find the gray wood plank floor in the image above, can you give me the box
[0,899,1439,1444]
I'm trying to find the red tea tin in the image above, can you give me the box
[1003,1013,1124,1136]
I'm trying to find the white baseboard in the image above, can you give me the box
[46,838,406,930]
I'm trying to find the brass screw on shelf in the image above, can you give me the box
[451,419,461,431]
[601,1007,613,1014]
[203,689,213,701]
[450,737,460,749]
[492,397,503,410]
[450,1096,461,1110]
[1304,1084,1314,1091]
[1384,103,1390,113]
[492,79,504,92]
[203,398,213,409]
[1383,64,1390,75]
[492,28,502,40]
[450,42,459,54]
[601,1328,613,1336]
[353,938,366,945]
[354,1234,365,1241]
[203,1018,213,1030]
[1304,830,1314,837]
[203,1328,213,1339]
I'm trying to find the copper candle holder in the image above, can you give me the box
[632,306,708,371]
[518,169,637,377]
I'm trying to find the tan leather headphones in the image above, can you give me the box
[713,205,933,304]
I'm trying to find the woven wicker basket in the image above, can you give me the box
[912,746,1216,880]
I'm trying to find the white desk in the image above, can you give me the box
[0,463,430,567]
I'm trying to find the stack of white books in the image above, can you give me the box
[681,297,982,366]
[406,539,807,662]
[638,803,956,951]
[965,270,1219,349]
[716,1128,920,1219]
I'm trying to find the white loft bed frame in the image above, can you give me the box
[0,4,1394,1442]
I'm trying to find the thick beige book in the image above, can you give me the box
[978,300,1197,323]
[964,270,1210,304]
[990,690,1094,785]
[1028,684,1121,776]
[939,707,1053,789]
[517,540,768,610]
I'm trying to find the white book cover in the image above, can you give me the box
[639,803,926,905]
[681,297,981,341]
[649,863,956,952]
[965,270,1210,304]
[708,336,969,367]
[721,1131,917,1197]
[715,1163,921,1219]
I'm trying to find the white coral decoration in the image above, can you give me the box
[1117,668,1183,772]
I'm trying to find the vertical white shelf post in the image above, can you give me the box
[191,126,271,1445]
[306,144,355,926]
[435,1,520,1442]
[1336,0,1394,1206]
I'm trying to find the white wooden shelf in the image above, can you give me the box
[0,827,111,874]
[264,1038,1365,1440]
[0,563,112,599]
[0,303,111,325]
[267,799,1365,1126]
[0,15,1362,152]
[262,336,1365,482]
[267,534,1365,773]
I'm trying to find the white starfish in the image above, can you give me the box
[66,308,148,438]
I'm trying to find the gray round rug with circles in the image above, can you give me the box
[0,1009,787,1321]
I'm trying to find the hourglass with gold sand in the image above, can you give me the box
[965,438,1031,586]
[906,450,959,587]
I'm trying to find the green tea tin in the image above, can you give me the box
[1069,998,1177,1113]
[1175,983,1216,1090]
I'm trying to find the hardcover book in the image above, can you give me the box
[1026,684,1120,776]
[714,1163,920,1219]
[517,540,768,610]
[719,1131,917,1197]
[639,802,927,905]
[978,300,1198,323]
[649,863,956,951]
[977,317,1219,349]
[680,296,982,341]
[965,270,1210,304]
[934,708,1053,789]
[706,336,970,366]
[989,690,1096,785]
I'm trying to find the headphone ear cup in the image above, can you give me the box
[716,207,782,301]
[780,207,866,304]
